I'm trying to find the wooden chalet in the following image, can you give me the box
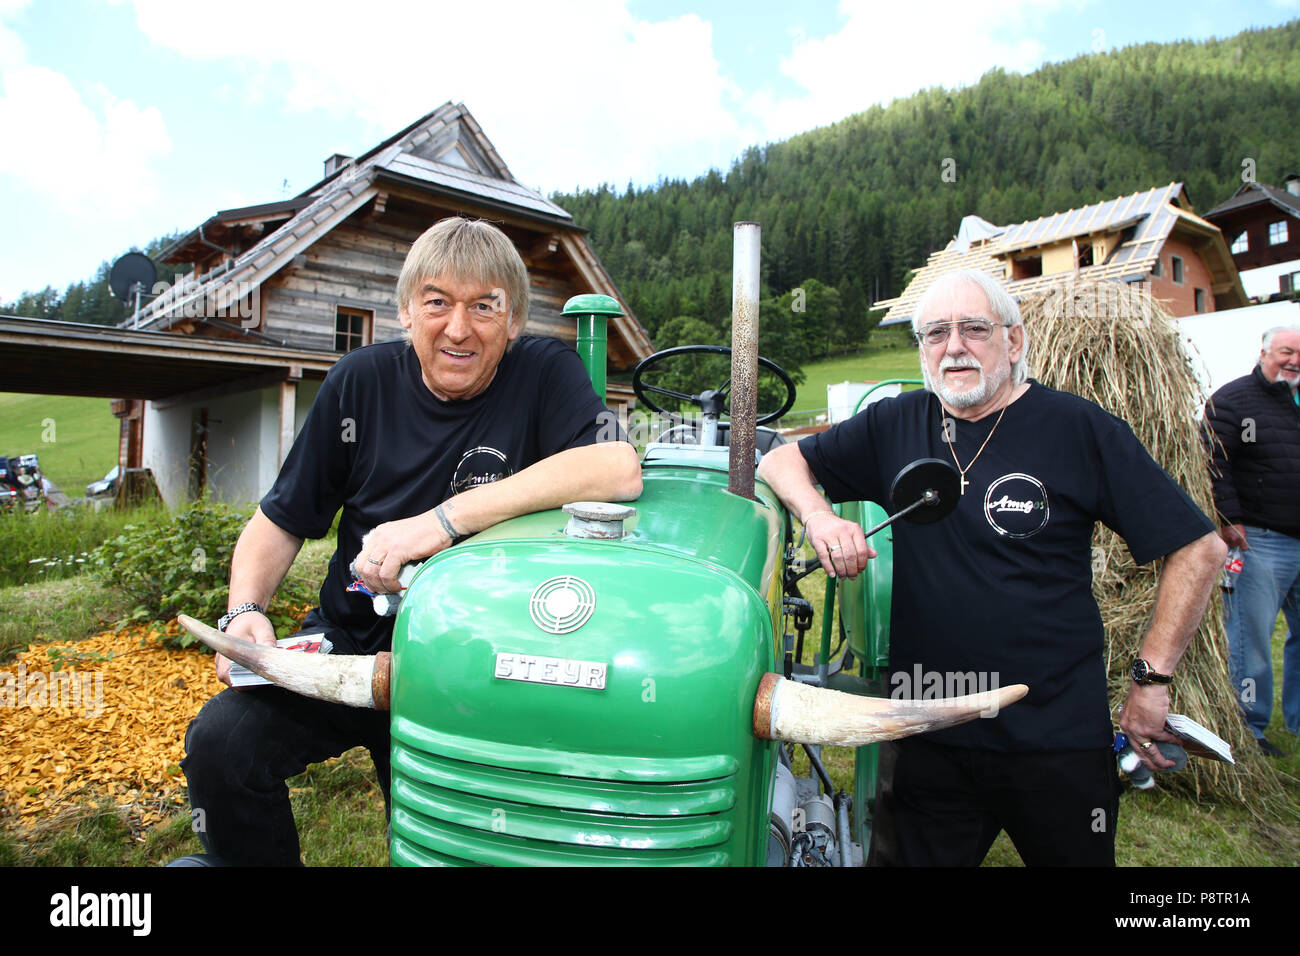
[874,183,1247,326]
[1203,176,1300,302]
[116,102,652,507]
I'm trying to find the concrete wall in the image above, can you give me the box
[141,403,193,508]
[142,377,324,509]
[204,388,265,506]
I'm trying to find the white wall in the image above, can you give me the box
[828,381,904,423]
[1239,260,1300,300]
[204,389,265,505]
[1178,300,1300,398]
[142,377,325,509]
[141,403,193,508]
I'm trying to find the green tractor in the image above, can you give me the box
[183,225,1022,866]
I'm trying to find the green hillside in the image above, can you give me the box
[0,393,118,494]
[555,20,1300,360]
[786,326,922,416]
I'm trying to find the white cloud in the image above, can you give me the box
[126,0,745,190]
[751,0,1075,142]
[0,5,179,302]
[0,15,171,217]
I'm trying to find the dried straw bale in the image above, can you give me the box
[1021,278,1285,812]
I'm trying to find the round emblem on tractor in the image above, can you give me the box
[529,576,596,634]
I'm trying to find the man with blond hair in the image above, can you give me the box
[1205,324,1300,757]
[179,217,641,865]
[757,269,1223,866]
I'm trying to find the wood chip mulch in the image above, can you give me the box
[0,621,224,831]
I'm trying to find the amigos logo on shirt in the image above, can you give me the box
[983,473,1050,538]
[451,445,514,495]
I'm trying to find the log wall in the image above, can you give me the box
[260,211,595,351]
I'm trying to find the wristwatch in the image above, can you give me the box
[218,602,264,633]
[1131,658,1173,686]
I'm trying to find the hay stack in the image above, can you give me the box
[1021,278,1284,811]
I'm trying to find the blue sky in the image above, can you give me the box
[0,0,1296,304]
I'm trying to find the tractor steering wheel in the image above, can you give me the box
[631,345,797,427]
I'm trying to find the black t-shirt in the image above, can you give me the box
[261,335,615,654]
[798,381,1214,751]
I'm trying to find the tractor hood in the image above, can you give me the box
[385,464,783,864]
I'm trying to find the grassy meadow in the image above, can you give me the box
[0,392,118,495]
[785,324,924,416]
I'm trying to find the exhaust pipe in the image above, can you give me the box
[562,293,622,405]
[729,221,760,500]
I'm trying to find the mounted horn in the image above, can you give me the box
[177,615,391,710]
[752,673,1027,747]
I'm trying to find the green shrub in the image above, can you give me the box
[90,498,315,646]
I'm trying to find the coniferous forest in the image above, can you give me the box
[1,233,186,328]
[553,21,1300,373]
[5,21,1297,378]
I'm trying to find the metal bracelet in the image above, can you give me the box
[218,602,264,633]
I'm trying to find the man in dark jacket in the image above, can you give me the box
[1204,324,1300,757]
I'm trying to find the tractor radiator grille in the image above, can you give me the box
[388,736,738,866]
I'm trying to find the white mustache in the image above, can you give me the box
[939,357,981,372]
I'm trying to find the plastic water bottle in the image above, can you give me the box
[1220,546,1244,591]
[1115,736,1188,789]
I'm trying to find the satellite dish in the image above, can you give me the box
[108,253,157,304]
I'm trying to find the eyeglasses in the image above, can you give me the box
[915,319,1013,348]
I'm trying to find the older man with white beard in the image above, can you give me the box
[1204,325,1300,757]
[756,269,1224,866]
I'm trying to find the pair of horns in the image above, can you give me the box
[178,616,1025,746]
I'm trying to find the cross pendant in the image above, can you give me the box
[959,474,969,496]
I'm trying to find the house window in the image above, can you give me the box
[1230,231,1248,254]
[1171,255,1184,285]
[1282,271,1300,295]
[1269,221,1289,245]
[1194,288,1207,312]
[335,307,372,352]
[1151,257,1162,278]
[1011,255,1042,280]
[1076,243,1094,268]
